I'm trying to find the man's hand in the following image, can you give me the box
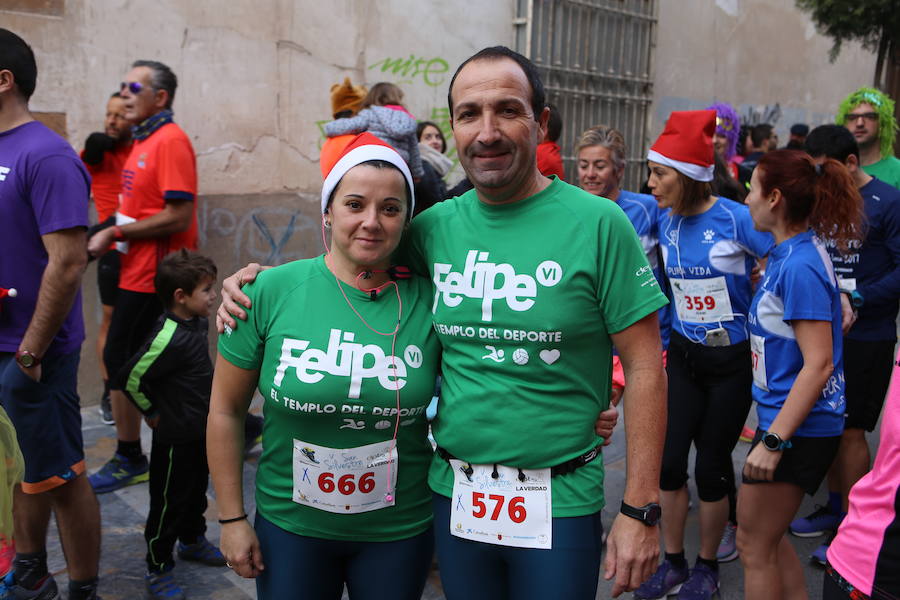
[604,513,660,596]
[216,263,265,333]
[87,226,115,258]
[17,362,40,382]
[594,389,622,445]
[839,292,857,335]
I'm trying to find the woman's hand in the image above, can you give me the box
[216,263,266,333]
[742,443,782,482]
[220,519,265,578]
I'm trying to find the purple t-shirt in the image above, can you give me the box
[0,121,89,356]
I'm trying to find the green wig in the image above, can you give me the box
[835,87,897,160]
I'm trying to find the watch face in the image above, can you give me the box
[762,433,780,450]
[645,504,662,526]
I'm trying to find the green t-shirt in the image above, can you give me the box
[863,156,900,189]
[405,177,668,517]
[218,256,440,541]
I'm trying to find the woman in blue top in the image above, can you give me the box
[636,111,774,600]
[739,150,862,600]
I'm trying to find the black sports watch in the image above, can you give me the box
[620,501,662,526]
[761,431,792,452]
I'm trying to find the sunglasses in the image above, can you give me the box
[846,112,878,123]
[119,81,151,95]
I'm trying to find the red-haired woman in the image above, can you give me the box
[740,150,863,599]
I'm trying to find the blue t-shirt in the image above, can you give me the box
[658,197,773,345]
[825,177,900,342]
[0,121,89,356]
[749,230,845,437]
[618,190,670,349]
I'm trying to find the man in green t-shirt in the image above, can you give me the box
[837,87,900,189]
[218,47,667,599]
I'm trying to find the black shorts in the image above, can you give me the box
[97,250,120,306]
[104,289,162,388]
[843,338,895,431]
[742,428,840,496]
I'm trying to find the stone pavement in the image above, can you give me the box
[54,403,873,599]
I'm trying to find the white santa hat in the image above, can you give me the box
[321,132,415,218]
[647,110,716,182]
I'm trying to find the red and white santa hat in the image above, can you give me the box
[647,110,716,182]
[321,132,415,217]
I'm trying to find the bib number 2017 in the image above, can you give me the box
[471,492,526,523]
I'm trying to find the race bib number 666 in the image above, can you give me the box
[449,460,552,549]
[292,439,397,514]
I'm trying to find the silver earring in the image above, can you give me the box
[324,221,332,229]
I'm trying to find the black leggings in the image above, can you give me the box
[660,332,752,502]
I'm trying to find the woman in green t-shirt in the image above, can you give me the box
[207,133,442,600]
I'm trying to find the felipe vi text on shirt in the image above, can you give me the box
[432,250,563,321]
[274,329,423,399]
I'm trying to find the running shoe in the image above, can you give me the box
[716,522,738,562]
[789,504,842,537]
[811,541,829,566]
[0,537,14,583]
[145,565,184,600]
[88,453,149,493]
[634,560,689,599]
[0,571,59,599]
[738,425,755,443]
[177,536,227,567]
[676,564,719,599]
[98,394,113,426]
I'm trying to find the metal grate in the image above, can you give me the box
[515,0,658,192]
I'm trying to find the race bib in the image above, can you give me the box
[838,277,857,292]
[449,460,552,550]
[115,211,136,254]
[292,439,397,514]
[671,277,734,323]
[750,334,768,391]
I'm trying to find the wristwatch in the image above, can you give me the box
[761,431,792,452]
[15,349,41,369]
[620,501,662,526]
[840,288,864,308]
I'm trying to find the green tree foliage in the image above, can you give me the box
[796,0,897,61]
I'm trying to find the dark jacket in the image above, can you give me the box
[117,312,212,444]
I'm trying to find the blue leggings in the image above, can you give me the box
[254,513,433,600]
[432,493,604,600]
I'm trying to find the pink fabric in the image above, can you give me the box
[827,348,900,595]
[384,104,415,119]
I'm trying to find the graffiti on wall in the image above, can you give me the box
[368,55,449,88]
[740,103,782,127]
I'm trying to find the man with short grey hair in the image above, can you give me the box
[87,60,199,499]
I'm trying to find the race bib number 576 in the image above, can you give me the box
[450,460,552,549]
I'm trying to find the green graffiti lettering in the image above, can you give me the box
[368,55,449,87]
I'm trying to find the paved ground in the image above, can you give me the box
[47,402,875,599]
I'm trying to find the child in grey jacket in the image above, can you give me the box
[324,82,424,177]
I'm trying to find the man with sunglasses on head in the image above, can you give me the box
[0,28,101,599]
[837,87,900,189]
[87,60,198,496]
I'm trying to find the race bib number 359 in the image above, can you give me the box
[449,460,552,549]
[671,276,734,323]
[292,439,397,514]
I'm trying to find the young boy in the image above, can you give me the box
[117,249,225,599]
